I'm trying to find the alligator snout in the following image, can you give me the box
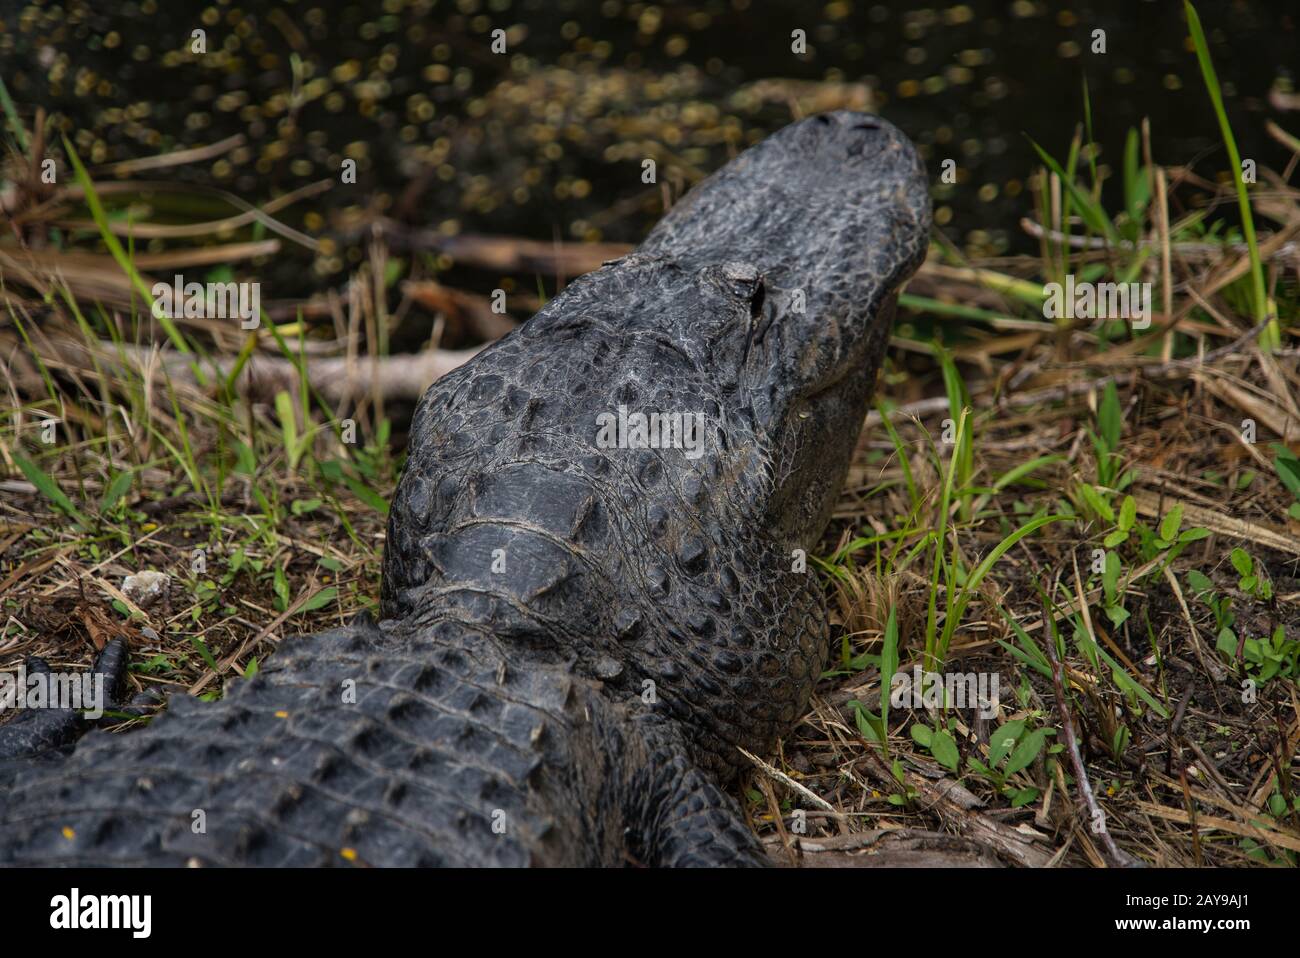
[806,107,889,146]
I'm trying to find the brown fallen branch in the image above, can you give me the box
[0,241,282,308]
[401,280,518,341]
[1136,800,1300,855]
[783,828,1004,868]
[41,336,481,406]
[1020,216,1300,264]
[1195,368,1300,443]
[355,219,634,277]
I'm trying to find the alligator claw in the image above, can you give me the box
[105,685,166,722]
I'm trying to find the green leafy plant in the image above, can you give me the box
[1192,568,1296,682]
[911,720,961,774]
[1103,494,1137,549]
[1219,624,1299,684]
[1100,548,1127,627]
[1187,569,1235,636]
[847,609,899,758]
[1269,444,1300,521]
[967,717,1052,806]
[1072,382,1140,524]
[11,452,90,527]
[1158,503,1210,557]
[934,344,975,521]
[1097,499,1208,631]
[1091,380,1126,490]
[1133,501,1211,568]
[1229,548,1272,602]
[1109,724,1132,764]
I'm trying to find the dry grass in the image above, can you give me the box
[755,345,1300,867]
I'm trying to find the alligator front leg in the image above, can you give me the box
[0,638,128,764]
[624,715,770,867]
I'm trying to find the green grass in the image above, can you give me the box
[1185,0,1272,343]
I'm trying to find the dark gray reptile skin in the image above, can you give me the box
[0,111,930,866]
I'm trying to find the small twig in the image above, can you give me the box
[737,746,838,814]
[1179,768,1203,867]
[756,776,799,867]
[1040,584,1139,868]
[89,132,248,177]
[1020,216,1300,264]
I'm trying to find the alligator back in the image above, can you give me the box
[0,617,632,866]
[383,256,829,778]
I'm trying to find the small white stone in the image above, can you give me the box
[122,570,171,608]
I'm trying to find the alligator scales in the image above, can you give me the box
[0,112,930,867]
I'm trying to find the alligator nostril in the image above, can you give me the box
[852,117,882,131]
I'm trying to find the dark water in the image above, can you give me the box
[2,0,1295,295]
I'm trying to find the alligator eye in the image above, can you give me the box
[719,261,760,299]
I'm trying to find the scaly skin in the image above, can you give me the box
[0,111,930,866]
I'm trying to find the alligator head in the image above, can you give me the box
[636,109,932,550]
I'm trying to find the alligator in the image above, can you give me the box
[0,111,930,866]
